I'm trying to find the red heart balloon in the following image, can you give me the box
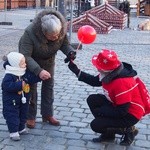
[77,25,97,44]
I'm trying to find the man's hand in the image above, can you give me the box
[68,61,80,76]
[39,70,51,80]
[64,51,76,63]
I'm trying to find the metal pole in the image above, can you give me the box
[58,0,66,17]
[30,0,38,22]
[78,0,81,17]
[69,0,74,43]
[0,0,12,25]
[35,0,38,16]
[4,0,7,22]
[117,0,120,8]
[54,0,58,10]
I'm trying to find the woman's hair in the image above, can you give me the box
[41,14,62,34]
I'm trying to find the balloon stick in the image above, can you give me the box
[76,41,82,51]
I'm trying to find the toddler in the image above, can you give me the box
[1,52,41,141]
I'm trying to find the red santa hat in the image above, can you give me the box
[92,49,121,71]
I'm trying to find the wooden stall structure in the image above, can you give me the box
[0,0,36,9]
[107,0,118,7]
[0,0,5,9]
[18,0,36,8]
[8,0,19,9]
[0,0,19,10]
[68,12,113,34]
[86,2,127,29]
[137,0,150,16]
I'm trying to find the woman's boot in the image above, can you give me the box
[120,126,139,146]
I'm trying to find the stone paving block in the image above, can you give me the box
[78,100,88,105]
[58,120,69,126]
[107,144,126,150]
[68,103,81,108]
[60,95,72,100]
[1,145,24,150]
[127,146,147,150]
[82,118,92,123]
[0,118,6,124]
[46,130,65,138]
[86,141,106,150]
[135,140,150,149]
[29,128,46,136]
[148,135,150,141]
[0,125,8,131]
[0,137,4,142]
[82,134,96,141]
[54,102,68,107]
[63,99,79,104]
[136,133,147,140]
[73,112,87,118]
[0,131,9,138]
[1,138,23,146]
[79,128,94,134]
[71,108,84,113]
[22,140,43,149]
[56,106,71,111]
[81,104,89,109]
[21,134,35,141]
[0,143,5,149]
[63,116,80,122]
[48,137,67,145]
[66,133,82,139]
[68,139,86,146]
[136,123,147,129]
[70,121,88,128]
[87,113,94,118]
[67,146,87,150]
[141,117,150,124]
[0,113,4,119]
[24,148,40,150]
[59,126,77,133]
[42,123,60,130]
[59,111,73,117]
[43,144,66,150]
[139,128,150,135]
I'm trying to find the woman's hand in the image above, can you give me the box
[39,70,51,80]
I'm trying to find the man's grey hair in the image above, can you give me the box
[41,14,62,34]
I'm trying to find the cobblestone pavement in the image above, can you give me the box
[0,8,150,150]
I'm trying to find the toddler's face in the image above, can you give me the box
[19,57,26,68]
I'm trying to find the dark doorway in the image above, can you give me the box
[7,0,11,9]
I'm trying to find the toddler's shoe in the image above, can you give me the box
[19,128,29,135]
[10,132,20,141]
